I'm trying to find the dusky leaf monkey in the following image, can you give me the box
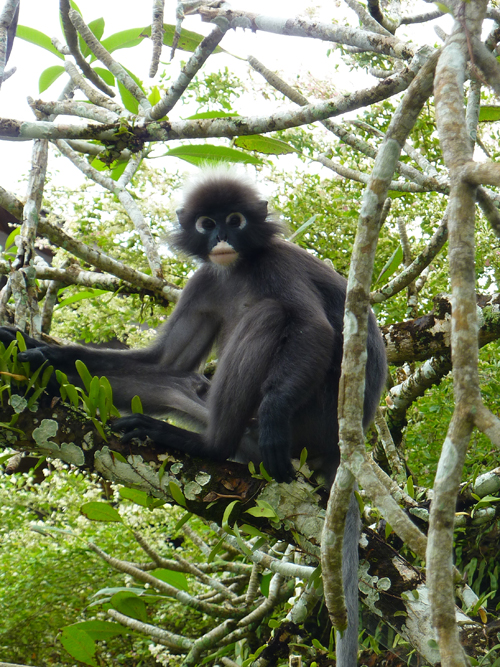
[0,169,387,666]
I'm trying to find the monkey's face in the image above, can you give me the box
[172,172,282,264]
[195,211,247,266]
[176,202,270,266]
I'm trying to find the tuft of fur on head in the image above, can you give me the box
[171,167,285,261]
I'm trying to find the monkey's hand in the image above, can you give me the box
[113,414,205,454]
[0,327,64,370]
[259,437,295,484]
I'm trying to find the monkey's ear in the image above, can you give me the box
[176,207,185,222]
[256,200,268,217]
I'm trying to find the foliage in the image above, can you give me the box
[1,0,500,665]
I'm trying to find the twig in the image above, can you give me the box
[59,0,115,97]
[148,24,228,120]
[0,0,19,93]
[150,0,165,76]
[108,608,192,650]
[68,9,150,112]
[63,61,122,113]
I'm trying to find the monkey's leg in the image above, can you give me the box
[117,299,288,469]
[204,299,291,478]
[254,311,335,483]
[0,327,210,422]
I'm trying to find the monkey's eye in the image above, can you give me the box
[226,212,246,229]
[195,216,216,233]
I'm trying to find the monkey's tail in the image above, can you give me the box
[335,491,360,667]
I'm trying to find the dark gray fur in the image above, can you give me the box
[0,170,387,667]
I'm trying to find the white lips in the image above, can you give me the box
[209,241,238,266]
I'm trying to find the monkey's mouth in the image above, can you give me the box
[209,241,238,266]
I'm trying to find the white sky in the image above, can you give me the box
[0,0,452,196]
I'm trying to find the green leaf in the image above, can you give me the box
[260,572,272,598]
[89,375,101,408]
[131,395,143,414]
[118,78,139,113]
[101,24,224,56]
[174,511,192,531]
[233,523,253,558]
[234,135,296,155]
[111,160,129,181]
[169,481,187,507]
[239,524,266,539]
[164,144,263,166]
[299,447,308,469]
[65,620,126,642]
[376,244,403,284]
[109,450,127,463]
[245,500,279,520]
[16,25,65,60]
[384,521,393,540]
[98,385,108,424]
[208,535,226,563]
[56,289,108,309]
[91,417,107,441]
[111,591,148,622]
[93,66,115,86]
[222,499,240,534]
[148,85,161,106]
[93,586,148,598]
[39,65,65,93]
[80,501,122,522]
[99,27,148,56]
[4,226,20,251]
[478,105,500,122]
[258,462,273,483]
[434,2,451,13]
[185,111,239,120]
[15,331,27,353]
[100,376,114,405]
[158,457,168,484]
[41,364,54,389]
[0,452,14,465]
[288,215,317,242]
[60,626,97,667]
[119,487,150,506]
[75,360,92,393]
[150,568,189,592]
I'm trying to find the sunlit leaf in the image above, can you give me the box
[80,501,122,522]
[376,244,403,284]
[169,481,187,507]
[234,135,296,155]
[39,66,65,93]
[56,289,108,309]
[110,591,148,622]
[92,66,115,86]
[478,105,500,122]
[119,487,150,506]
[16,25,64,60]
[60,626,97,667]
[164,144,263,166]
[150,568,189,591]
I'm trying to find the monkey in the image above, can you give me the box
[0,169,387,666]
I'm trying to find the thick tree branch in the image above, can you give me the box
[0,58,422,143]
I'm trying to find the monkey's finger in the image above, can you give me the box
[17,348,50,368]
[113,414,158,432]
[119,429,151,444]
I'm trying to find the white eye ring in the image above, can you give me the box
[226,212,246,229]
[195,216,216,233]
